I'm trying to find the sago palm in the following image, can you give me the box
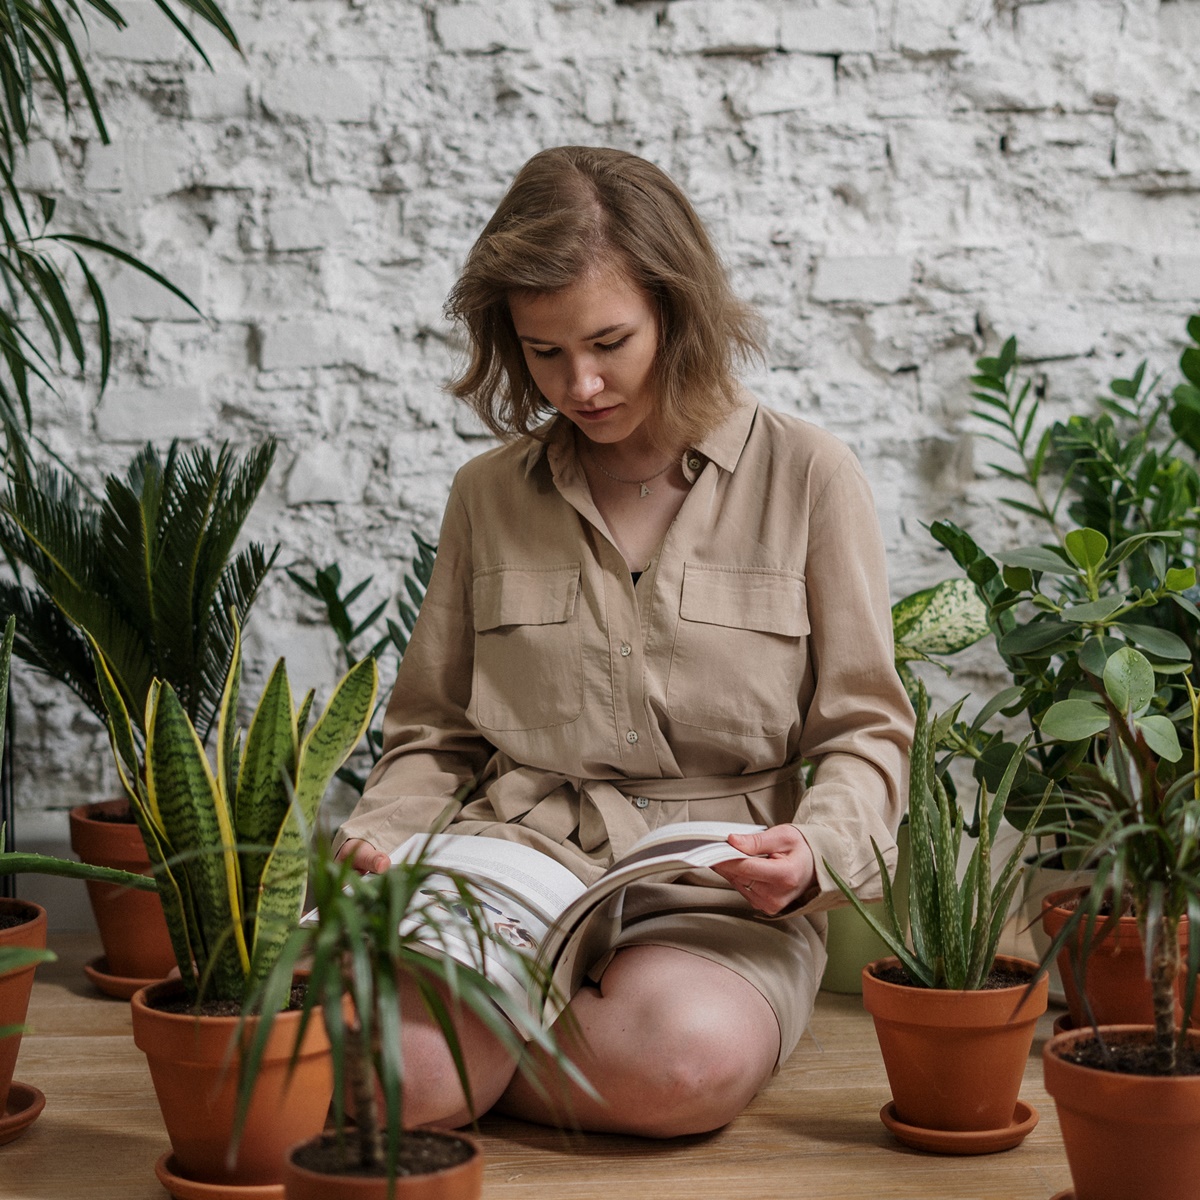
[0,439,277,746]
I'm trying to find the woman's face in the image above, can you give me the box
[509,261,660,452]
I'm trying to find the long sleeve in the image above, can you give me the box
[335,485,495,854]
[791,453,914,912]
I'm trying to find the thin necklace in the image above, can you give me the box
[589,452,674,498]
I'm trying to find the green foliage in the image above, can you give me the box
[235,834,587,1180]
[0,440,278,746]
[288,533,436,792]
[930,317,1200,845]
[1038,654,1200,1074]
[827,682,1047,990]
[89,619,378,1006]
[0,1,237,449]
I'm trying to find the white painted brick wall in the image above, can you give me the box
[8,0,1200,832]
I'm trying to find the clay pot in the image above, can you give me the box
[1043,1025,1200,1200]
[1041,887,1190,1028]
[284,1129,484,1200]
[69,799,174,981]
[130,978,334,1187]
[862,954,1048,1133]
[0,898,47,1108]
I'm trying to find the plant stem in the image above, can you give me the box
[343,954,383,1170]
[1150,913,1181,1074]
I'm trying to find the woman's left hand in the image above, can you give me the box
[711,825,816,916]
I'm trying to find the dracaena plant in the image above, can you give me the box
[1039,645,1200,1074]
[234,836,589,1183]
[0,440,278,747]
[828,681,1048,990]
[0,621,378,1007]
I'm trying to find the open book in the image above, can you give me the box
[388,820,764,1028]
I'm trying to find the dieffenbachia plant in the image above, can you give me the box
[90,621,377,1006]
[892,578,990,704]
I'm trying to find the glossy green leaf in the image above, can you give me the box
[1040,698,1110,742]
[1117,622,1192,662]
[1135,714,1182,763]
[1065,528,1109,571]
[997,546,1075,574]
[1061,596,1125,624]
[1165,567,1197,593]
[1103,646,1155,716]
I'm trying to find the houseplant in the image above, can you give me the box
[821,576,989,993]
[237,834,587,1199]
[828,681,1050,1154]
[0,622,378,1187]
[1040,648,1200,1200]
[0,614,55,1146]
[0,440,279,993]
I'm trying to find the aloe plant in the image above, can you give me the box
[828,681,1048,989]
[0,622,378,1007]
[0,440,277,746]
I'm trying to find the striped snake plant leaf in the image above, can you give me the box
[217,616,242,810]
[146,680,249,999]
[234,657,297,922]
[248,655,377,988]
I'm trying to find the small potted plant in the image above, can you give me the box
[0,440,279,995]
[1040,647,1200,1200]
[0,620,377,1190]
[237,834,588,1199]
[827,681,1050,1155]
[0,614,56,1146]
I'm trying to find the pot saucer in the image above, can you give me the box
[0,1082,46,1146]
[83,954,165,1001]
[154,1153,284,1200]
[879,1099,1039,1154]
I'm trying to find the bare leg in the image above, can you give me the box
[497,945,780,1138]
[392,976,522,1129]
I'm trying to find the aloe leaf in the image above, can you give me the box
[147,680,248,999]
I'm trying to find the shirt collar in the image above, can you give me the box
[521,392,757,479]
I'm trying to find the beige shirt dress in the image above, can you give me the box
[338,396,915,1065]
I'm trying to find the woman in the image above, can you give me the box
[336,146,913,1137]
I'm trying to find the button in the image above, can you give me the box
[626,730,639,744]
[619,643,632,657]
[634,796,649,809]
[687,456,702,471]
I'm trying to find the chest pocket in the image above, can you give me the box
[470,564,583,731]
[666,563,809,737]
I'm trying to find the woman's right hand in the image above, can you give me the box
[336,838,392,876]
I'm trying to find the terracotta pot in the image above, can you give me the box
[1041,887,1191,1029]
[861,954,1048,1133]
[0,898,47,1108]
[69,799,174,980]
[131,978,334,1186]
[1043,1025,1200,1200]
[284,1129,484,1200]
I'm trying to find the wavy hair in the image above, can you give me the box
[445,146,764,449]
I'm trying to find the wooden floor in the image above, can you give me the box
[1,933,1075,1200]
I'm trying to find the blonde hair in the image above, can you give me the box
[445,146,764,449]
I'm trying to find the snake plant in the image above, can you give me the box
[0,621,378,1008]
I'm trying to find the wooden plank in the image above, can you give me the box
[0,933,1075,1199]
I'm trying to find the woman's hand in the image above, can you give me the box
[711,825,816,916]
[336,837,392,876]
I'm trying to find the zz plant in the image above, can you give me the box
[828,681,1048,989]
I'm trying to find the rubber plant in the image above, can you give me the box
[239,834,589,1198]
